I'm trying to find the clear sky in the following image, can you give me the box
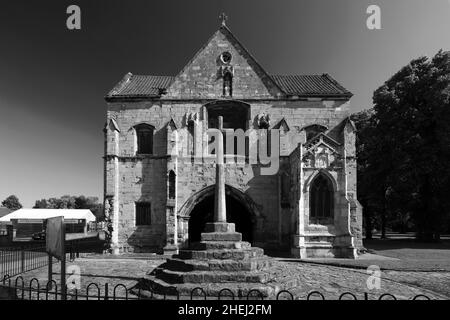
[0,0,449,207]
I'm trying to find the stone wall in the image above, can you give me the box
[104,98,363,253]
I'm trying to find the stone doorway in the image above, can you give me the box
[188,194,253,244]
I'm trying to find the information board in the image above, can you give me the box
[46,216,64,260]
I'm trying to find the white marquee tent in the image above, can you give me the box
[0,209,96,224]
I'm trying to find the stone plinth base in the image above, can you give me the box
[137,221,277,299]
[291,233,358,259]
[163,244,179,256]
[204,222,235,233]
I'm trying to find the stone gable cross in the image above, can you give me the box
[219,13,228,26]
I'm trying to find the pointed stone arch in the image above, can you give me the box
[304,169,339,226]
[309,172,334,220]
[177,184,261,245]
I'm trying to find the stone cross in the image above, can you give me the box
[214,116,227,223]
[219,13,228,27]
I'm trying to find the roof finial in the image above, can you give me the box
[219,12,228,26]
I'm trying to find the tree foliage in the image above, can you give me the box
[33,195,104,220]
[352,50,450,240]
[1,195,23,211]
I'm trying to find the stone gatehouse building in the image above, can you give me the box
[103,21,363,258]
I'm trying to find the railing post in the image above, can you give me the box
[21,246,25,273]
[104,283,109,301]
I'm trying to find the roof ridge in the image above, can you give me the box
[271,74,326,76]
[132,74,174,77]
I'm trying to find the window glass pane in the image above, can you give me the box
[310,174,333,220]
[136,125,153,154]
[136,202,151,226]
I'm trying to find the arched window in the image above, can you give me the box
[168,170,176,200]
[304,124,327,141]
[223,72,232,97]
[310,173,334,222]
[135,124,154,155]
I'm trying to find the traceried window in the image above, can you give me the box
[304,124,327,141]
[310,174,334,221]
[136,202,151,226]
[135,124,154,155]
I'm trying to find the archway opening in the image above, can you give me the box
[188,194,253,244]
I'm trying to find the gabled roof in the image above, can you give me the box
[106,26,352,100]
[210,25,285,96]
[106,73,352,100]
[304,132,341,150]
[106,73,174,99]
[273,118,290,131]
[271,74,352,98]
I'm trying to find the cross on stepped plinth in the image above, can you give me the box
[203,116,240,238]
[137,116,277,299]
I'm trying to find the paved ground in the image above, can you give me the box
[3,236,450,300]
[4,255,448,300]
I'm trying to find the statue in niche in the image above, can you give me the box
[256,113,270,129]
[315,151,329,168]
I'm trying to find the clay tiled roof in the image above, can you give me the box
[106,73,174,99]
[270,74,352,98]
[106,73,351,99]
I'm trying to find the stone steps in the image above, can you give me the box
[190,241,251,250]
[201,232,242,242]
[304,241,334,248]
[155,268,272,284]
[177,247,265,260]
[136,275,279,299]
[139,222,277,299]
[165,257,272,272]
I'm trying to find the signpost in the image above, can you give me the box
[46,216,66,300]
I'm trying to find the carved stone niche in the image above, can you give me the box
[302,153,314,168]
[304,146,337,169]
[256,113,271,129]
[220,65,234,77]
[185,112,199,126]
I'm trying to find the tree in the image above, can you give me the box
[1,195,23,211]
[354,50,450,241]
[33,195,104,220]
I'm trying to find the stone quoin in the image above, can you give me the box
[103,16,363,259]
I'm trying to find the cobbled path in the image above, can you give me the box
[8,257,450,300]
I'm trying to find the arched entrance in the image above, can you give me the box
[189,194,253,243]
[179,185,259,245]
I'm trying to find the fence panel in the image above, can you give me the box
[0,237,104,279]
[0,276,434,301]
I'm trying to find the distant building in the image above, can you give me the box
[0,207,12,237]
[0,209,96,240]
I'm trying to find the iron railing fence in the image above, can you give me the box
[0,238,105,279]
[0,275,433,301]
